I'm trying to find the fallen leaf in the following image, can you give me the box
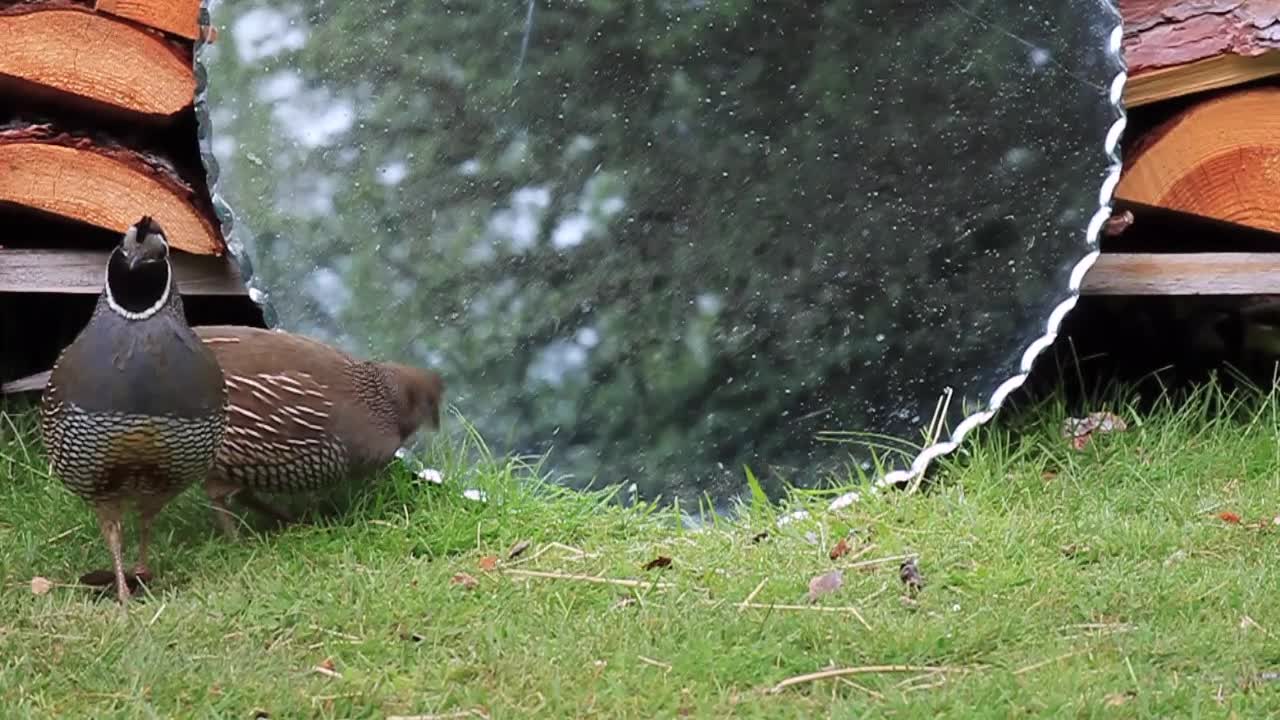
[750,531,770,543]
[899,557,924,595]
[828,537,851,560]
[450,572,479,590]
[478,555,498,572]
[1219,511,1242,525]
[1041,470,1058,481]
[30,576,52,596]
[807,570,843,602]
[1061,412,1128,451]
[507,539,532,560]
[643,556,672,571]
[313,657,341,678]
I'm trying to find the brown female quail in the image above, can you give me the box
[40,216,227,604]
[191,325,443,535]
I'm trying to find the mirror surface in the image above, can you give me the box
[197,0,1122,505]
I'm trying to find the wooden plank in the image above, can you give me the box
[1124,53,1280,108]
[1122,0,1280,106]
[0,370,49,395]
[94,0,204,42]
[1082,253,1280,295]
[0,248,246,296]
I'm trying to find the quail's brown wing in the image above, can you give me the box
[213,367,350,491]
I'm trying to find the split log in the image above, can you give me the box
[93,0,206,42]
[0,123,224,255]
[1115,87,1280,235]
[1123,0,1280,107]
[0,0,195,118]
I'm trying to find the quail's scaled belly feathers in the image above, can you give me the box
[40,216,227,604]
[193,325,444,534]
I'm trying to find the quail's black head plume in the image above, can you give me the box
[193,325,444,536]
[40,216,227,605]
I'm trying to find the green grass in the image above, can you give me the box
[6,384,1280,718]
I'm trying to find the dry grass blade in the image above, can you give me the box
[736,601,871,631]
[387,710,490,720]
[846,553,917,571]
[1012,649,1086,676]
[740,578,768,608]
[637,655,672,671]
[837,677,886,700]
[769,664,967,694]
[502,568,675,590]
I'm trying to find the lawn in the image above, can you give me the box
[4,384,1280,718]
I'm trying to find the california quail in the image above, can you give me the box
[191,325,443,535]
[40,216,227,604]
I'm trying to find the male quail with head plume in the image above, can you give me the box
[41,216,227,604]
[192,325,443,535]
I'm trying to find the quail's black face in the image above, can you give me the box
[106,216,173,317]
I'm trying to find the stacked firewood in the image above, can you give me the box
[0,0,253,388]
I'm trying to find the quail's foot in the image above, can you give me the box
[80,567,151,593]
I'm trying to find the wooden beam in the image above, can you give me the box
[0,2,195,118]
[0,248,246,296]
[0,370,49,395]
[1122,0,1280,107]
[1116,87,1280,236]
[1082,253,1280,295]
[1124,53,1280,109]
[94,0,205,42]
[0,124,225,255]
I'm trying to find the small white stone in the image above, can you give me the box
[776,509,810,527]
[417,468,444,485]
[828,491,860,511]
[462,488,488,503]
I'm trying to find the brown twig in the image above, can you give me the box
[769,664,967,694]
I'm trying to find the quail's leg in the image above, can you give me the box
[92,500,130,605]
[235,489,296,526]
[133,489,181,580]
[205,475,244,538]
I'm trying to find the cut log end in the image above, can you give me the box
[94,0,203,42]
[1116,87,1280,237]
[0,135,223,255]
[0,5,195,117]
